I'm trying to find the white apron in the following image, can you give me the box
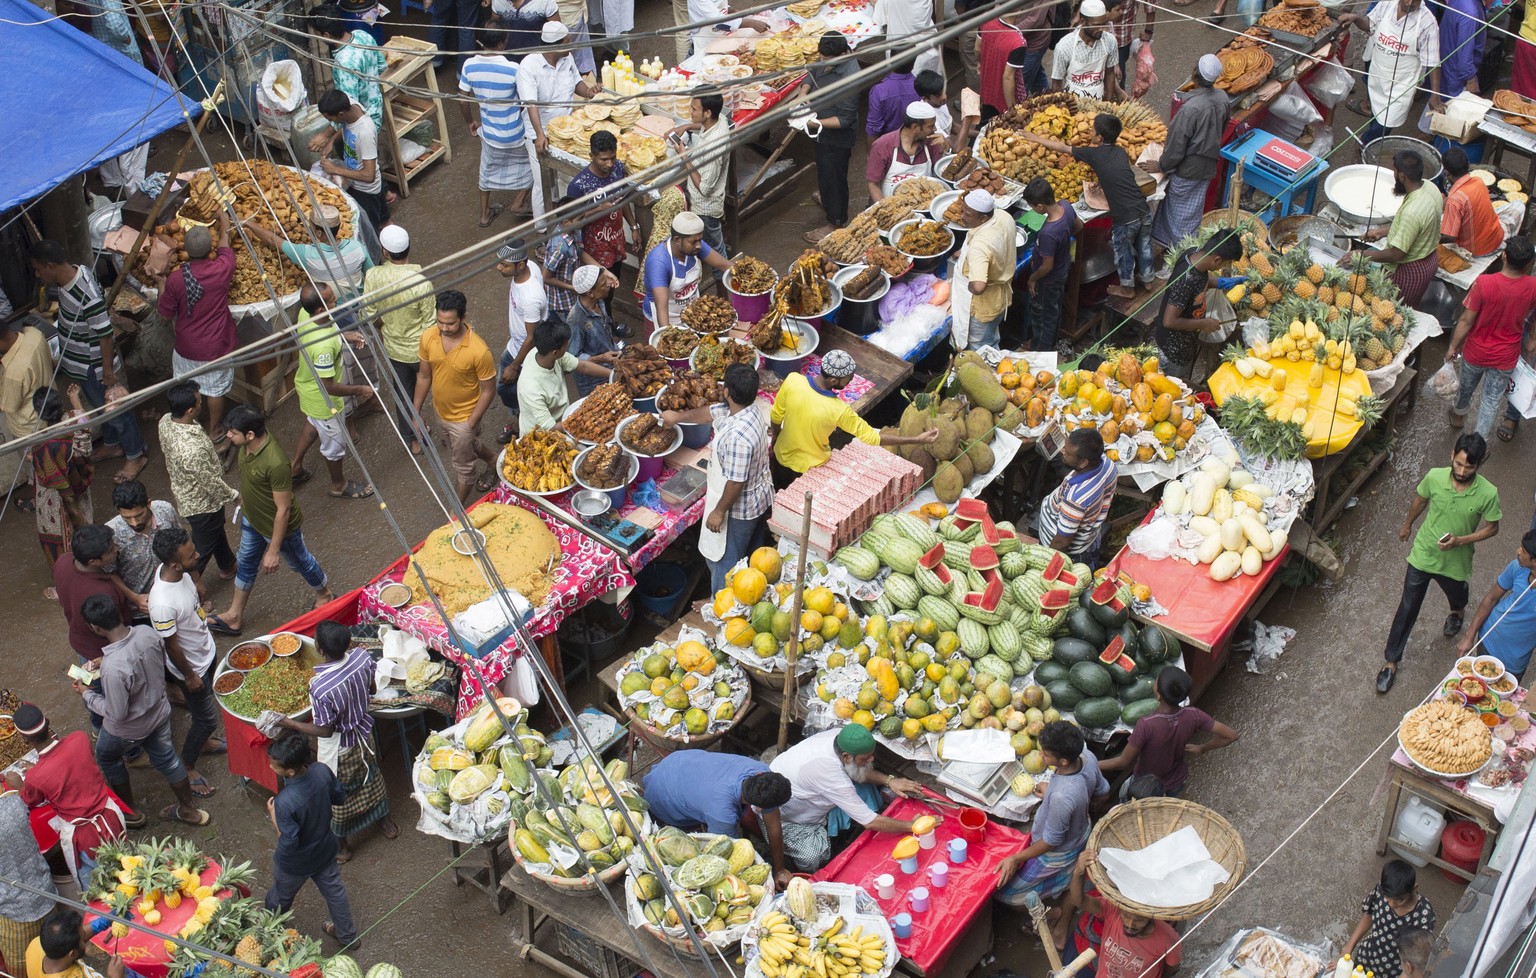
[698,440,729,562]
[948,236,976,349]
[1366,7,1433,128]
[651,250,703,326]
[880,141,939,198]
[317,730,343,773]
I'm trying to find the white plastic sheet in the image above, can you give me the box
[1099,825,1233,908]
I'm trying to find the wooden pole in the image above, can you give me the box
[103,81,226,311]
[777,491,814,752]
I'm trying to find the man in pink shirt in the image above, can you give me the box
[157,212,238,438]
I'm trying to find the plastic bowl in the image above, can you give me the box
[759,321,821,377]
[573,443,639,509]
[653,384,719,448]
[1473,655,1508,683]
[722,266,778,324]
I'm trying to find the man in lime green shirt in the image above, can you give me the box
[1361,150,1444,307]
[768,351,936,488]
[1376,432,1501,693]
[289,284,378,500]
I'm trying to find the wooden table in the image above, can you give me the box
[379,36,452,197]
[1374,761,1499,883]
[817,323,915,415]
[1306,366,1416,533]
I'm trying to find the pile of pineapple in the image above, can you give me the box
[1240,247,1411,370]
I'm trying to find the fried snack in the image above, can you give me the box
[1399,700,1493,775]
[748,306,785,353]
[940,198,966,225]
[870,197,917,232]
[681,294,738,334]
[1257,3,1332,35]
[891,176,946,207]
[1498,177,1523,193]
[842,265,884,300]
[896,220,952,257]
[781,250,835,317]
[658,372,725,410]
[865,244,911,278]
[957,167,1007,195]
[819,214,880,262]
[942,148,976,182]
[692,334,758,380]
[1436,245,1471,274]
[786,0,823,14]
[1214,46,1273,94]
[653,327,702,359]
[564,383,636,443]
[577,441,630,488]
[502,429,579,493]
[729,254,777,294]
[612,344,673,397]
[620,413,679,454]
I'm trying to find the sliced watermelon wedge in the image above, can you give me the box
[1038,587,1073,617]
[962,592,984,607]
[981,521,1001,545]
[1055,569,1080,589]
[980,576,1005,612]
[918,542,947,569]
[953,498,990,528]
[1042,551,1067,582]
[971,545,1000,572]
[933,564,953,584]
[1097,635,1126,665]
[1089,579,1122,606]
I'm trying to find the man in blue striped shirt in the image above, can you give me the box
[459,18,534,229]
[1036,429,1118,565]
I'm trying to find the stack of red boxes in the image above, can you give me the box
[769,440,924,556]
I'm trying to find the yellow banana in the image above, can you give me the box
[848,925,864,941]
[824,917,845,939]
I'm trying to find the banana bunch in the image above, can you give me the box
[758,914,887,978]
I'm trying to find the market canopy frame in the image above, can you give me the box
[0,0,199,213]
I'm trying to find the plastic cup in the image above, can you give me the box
[916,827,937,850]
[929,862,949,888]
[898,854,919,874]
[892,913,912,939]
[875,873,896,899]
[948,838,968,864]
[910,887,930,913]
[959,808,988,843]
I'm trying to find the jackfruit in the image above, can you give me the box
[965,439,995,474]
[933,463,965,503]
[957,362,1008,413]
[966,407,995,444]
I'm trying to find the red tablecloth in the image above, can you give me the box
[814,796,1027,975]
[733,71,807,127]
[87,862,224,978]
[357,488,634,718]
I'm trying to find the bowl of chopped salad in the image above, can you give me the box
[215,632,321,723]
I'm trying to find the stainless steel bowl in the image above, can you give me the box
[571,488,613,518]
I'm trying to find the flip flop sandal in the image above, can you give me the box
[202,738,228,755]
[14,497,35,513]
[328,481,376,500]
[478,204,505,229]
[323,922,359,948]
[189,777,217,798]
[291,467,314,485]
[1498,418,1518,441]
[207,614,242,637]
[162,804,211,826]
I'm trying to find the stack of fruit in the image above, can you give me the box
[510,756,653,886]
[1153,454,1290,580]
[1029,589,1179,730]
[412,696,552,841]
[877,360,1009,503]
[711,546,854,672]
[933,681,1065,773]
[628,828,774,950]
[615,634,750,741]
[746,879,893,978]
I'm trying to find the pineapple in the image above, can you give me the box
[1363,332,1390,363]
[1261,268,1290,305]
[1249,291,1269,314]
[1346,254,1373,295]
[1294,274,1317,301]
[1272,369,1289,393]
[1223,343,1255,377]
[213,857,258,895]
[1305,259,1326,285]
[1310,343,1329,386]
[1367,266,1398,319]
[105,893,132,939]
[1393,333,1405,354]
[233,933,264,978]
[1250,250,1275,277]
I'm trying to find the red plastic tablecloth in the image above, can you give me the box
[814,796,1027,975]
[86,862,224,978]
[1108,513,1289,652]
[732,71,807,127]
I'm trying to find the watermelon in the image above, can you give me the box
[366,965,405,978]
[917,595,960,632]
[1121,699,1159,725]
[1042,551,1068,583]
[975,653,1015,681]
[981,576,1004,611]
[919,542,947,569]
[1039,588,1073,617]
[326,957,363,978]
[1065,607,1106,646]
[1046,680,1085,710]
[1054,569,1080,589]
[1033,661,1071,686]
[1097,636,1127,666]
[1068,661,1113,697]
[1052,637,1098,665]
[958,618,991,658]
[1074,696,1122,728]
[954,498,989,527]
[1088,579,1121,606]
[835,546,881,581]
[1120,677,1156,704]
[972,545,1000,572]
[1139,623,1174,663]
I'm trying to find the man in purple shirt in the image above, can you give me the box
[156,213,238,437]
[1433,0,1485,97]
[866,56,918,139]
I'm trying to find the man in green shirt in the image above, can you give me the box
[1361,150,1445,307]
[515,320,612,438]
[1376,433,1501,693]
[363,225,435,456]
[209,404,334,637]
[288,284,376,501]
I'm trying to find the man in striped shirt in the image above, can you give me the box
[459,19,534,229]
[29,241,147,482]
[1036,429,1118,565]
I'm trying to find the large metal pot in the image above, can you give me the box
[1362,135,1443,185]
[1323,165,1404,227]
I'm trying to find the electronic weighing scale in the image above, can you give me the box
[1219,128,1331,222]
[936,757,1025,806]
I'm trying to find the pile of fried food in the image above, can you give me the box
[869,196,918,232]
[616,130,667,171]
[657,372,725,410]
[865,244,911,278]
[819,213,880,262]
[941,148,977,182]
[979,122,1088,200]
[1229,931,1327,978]
[958,167,1006,195]
[612,344,673,398]
[781,250,836,317]
[502,429,579,493]
[818,179,944,260]
[1493,89,1536,132]
[785,0,822,15]
[619,413,679,454]
[940,197,967,225]
[896,220,951,258]
[681,295,738,334]
[653,327,702,359]
[692,334,758,379]
[545,102,641,161]
[841,265,885,300]
[729,254,777,294]
[1212,45,1274,94]
[1398,700,1492,776]
[564,383,636,443]
[1258,0,1332,36]
[577,442,631,489]
[751,27,821,71]
[162,161,354,304]
[1073,97,1169,162]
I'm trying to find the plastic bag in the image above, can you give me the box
[1427,360,1461,402]
[257,60,307,131]
[1510,356,1536,419]
[1236,0,1265,28]
[1270,82,1323,128]
[1126,518,1177,560]
[1130,38,1157,100]
[1304,60,1352,109]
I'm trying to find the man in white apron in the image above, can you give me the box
[865,102,946,203]
[1341,0,1443,148]
[660,363,771,590]
[640,211,733,331]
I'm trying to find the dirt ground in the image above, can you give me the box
[5,3,1529,977]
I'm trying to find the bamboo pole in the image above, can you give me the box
[777,491,814,752]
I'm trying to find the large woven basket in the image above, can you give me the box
[1199,210,1270,251]
[1085,798,1246,921]
[508,820,627,894]
[624,685,753,752]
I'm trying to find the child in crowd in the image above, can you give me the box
[1342,861,1437,978]
[1098,666,1239,797]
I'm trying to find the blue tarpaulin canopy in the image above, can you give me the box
[0,0,200,212]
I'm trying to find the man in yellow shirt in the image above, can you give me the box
[413,290,498,502]
[26,908,121,978]
[958,188,1017,350]
[769,351,937,488]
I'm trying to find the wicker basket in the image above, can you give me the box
[1199,210,1270,251]
[639,921,736,958]
[624,686,753,752]
[1084,798,1246,920]
[508,820,628,894]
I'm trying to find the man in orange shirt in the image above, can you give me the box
[1441,148,1505,258]
[413,290,498,503]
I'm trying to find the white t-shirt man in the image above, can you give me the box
[148,569,217,681]
[506,264,549,363]
[1051,29,1118,98]
[338,107,383,196]
[770,729,879,827]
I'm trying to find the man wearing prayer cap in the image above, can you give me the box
[1051,0,1122,100]
[362,223,436,455]
[157,209,238,436]
[865,100,947,202]
[640,210,732,330]
[957,187,1018,349]
[518,19,598,220]
[564,263,624,397]
[768,724,926,872]
[1145,54,1232,261]
[768,349,938,487]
